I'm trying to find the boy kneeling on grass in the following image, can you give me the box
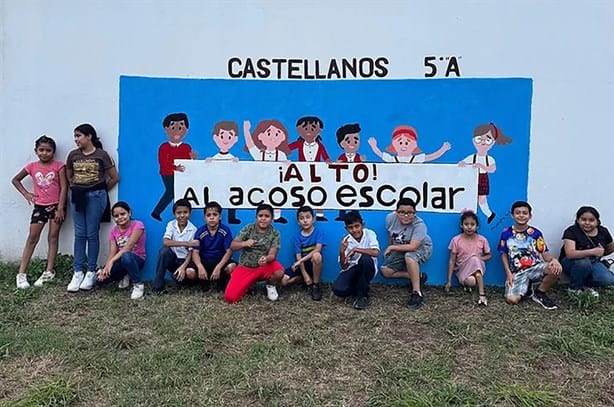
[498,201,562,310]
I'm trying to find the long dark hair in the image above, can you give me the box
[74,123,103,149]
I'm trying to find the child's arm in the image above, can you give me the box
[541,251,562,275]
[423,141,452,162]
[110,228,144,263]
[348,246,380,258]
[445,251,456,292]
[211,248,234,281]
[481,252,492,262]
[339,236,350,269]
[385,240,422,255]
[562,239,605,260]
[55,166,68,223]
[500,253,514,288]
[174,251,192,282]
[99,239,119,280]
[230,237,256,251]
[11,169,36,205]
[367,137,384,159]
[106,166,120,191]
[191,248,208,281]
[258,247,279,266]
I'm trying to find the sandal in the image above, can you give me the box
[462,285,472,293]
[478,294,488,306]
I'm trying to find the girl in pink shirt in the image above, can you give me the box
[96,201,147,299]
[445,211,492,306]
[12,135,67,289]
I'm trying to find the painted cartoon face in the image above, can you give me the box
[297,211,315,231]
[35,143,55,163]
[345,221,364,241]
[395,205,416,226]
[577,211,599,234]
[112,207,131,228]
[205,207,221,229]
[257,125,286,150]
[392,134,417,157]
[512,206,532,227]
[74,131,93,150]
[165,120,188,143]
[461,217,478,235]
[297,122,322,143]
[214,129,238,152]
[173,206,191,228]
[472,130,495,154]
[340,133,360,153]
[256,209,273,230]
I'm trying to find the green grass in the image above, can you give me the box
[1,256,613,406]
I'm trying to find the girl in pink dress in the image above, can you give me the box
[445,211,492,305]
[12,135,67,289]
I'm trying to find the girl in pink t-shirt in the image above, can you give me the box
[12,135,67,289]
[445,211,492,306]
[96,201,147,299]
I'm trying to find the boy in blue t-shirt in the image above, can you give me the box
[189,201,237,292]
[281,206,325,300]
[498,200,562,310]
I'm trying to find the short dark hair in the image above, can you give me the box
[397,198,416,209]
[343,210,363,226]
[173,199,192,213]
[163,113,189,129]
[296,205,314,218]
[256,203,274,217]
[204,201,222,214]
[296,116,324,129]
[511,200,532,214]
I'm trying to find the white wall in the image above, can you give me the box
[1,0,612,263]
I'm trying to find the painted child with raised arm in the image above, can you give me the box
[498,201,562,310]
[190,201,237,292]
[152,198,198,293]
[445,211,491,306]
[224,203,285,303]
[281,206,325,301]
[332,211,380,310]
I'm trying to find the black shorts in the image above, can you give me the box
[30,204,58,224]
[187,257,236,278]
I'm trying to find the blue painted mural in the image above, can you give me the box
[118,76,532,285]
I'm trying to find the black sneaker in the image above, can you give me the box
[311,283,322,301]
[406,291,424,309]
[532,289,557,310]
[354,296,368,310]
[409,273,428,292]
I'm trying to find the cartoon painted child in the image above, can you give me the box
[289,116,331,221]
[151,113,196,221]
[458,122,512,224]
[368,125,451,163]
[334,123,366,221]
[205,120,241,224]
[243,119,291,223]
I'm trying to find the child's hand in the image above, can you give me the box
[174,267,186,282]
[97,267,110,281]
[189,150,198,159]
[505,274,515,288]
[384,246,393,256]
[258,256,268,265]
[548,259,562,276]
[188,239,200,247]
[54,208,65,224]
[22,191,36,205]
[210,267,221,281]
[444,282,451,292]
[340,235,350,251]
[291,261,301,270]
[591,245,605,258]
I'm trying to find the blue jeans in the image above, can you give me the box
[561,257,614,289]
[332,255,375,298]
[71,189,107,272]
[98,252,145,285]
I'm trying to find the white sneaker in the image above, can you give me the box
[67,271,85,292]
[118,274,130,289]
[130,283,145,300]
[79,271,97,291]
[16,273,30,289]
[586,287,599,297]
[266,284,279,301]
[34,270,56,287]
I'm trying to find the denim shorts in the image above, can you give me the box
[382,243,433,272]
[505,262,548,297]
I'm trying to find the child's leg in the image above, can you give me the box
[185,268,198,280]
[117,252,145,284]
[590,261,614,287]
[537,263,559,292]
[504,270,528,305]
[84,191,107,272]
[311,252,323,284]
[45,219,62,272]
[353,255,375,298]
[380,252,408,279]
[18,222,45,274]
[281,275,302,286]
[332,267,358,298]
[153,247,178,291]
[405,256,422,293]
[224,265,261,303]
[474,271,485,294]
[561,257,591,290]
[463,276,477,287]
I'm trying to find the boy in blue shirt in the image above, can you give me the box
[498,200,562,310]
[152,199,198,293]
[190,201,237,292]
[281,206,325,300]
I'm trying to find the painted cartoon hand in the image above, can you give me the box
[231,157,239,163]
[204,157,213,163]
[441,141,452,151]
[175,164,186,172]
[458,161,467,167]
[190,150,198,159]
[367,137,378,148]
[243,120,251,132]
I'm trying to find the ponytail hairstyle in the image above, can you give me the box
[74,123,103,149]
[35,134,57,153]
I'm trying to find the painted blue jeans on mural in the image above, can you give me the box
[97,252,145,285]
[152,175,174,219]
[561,257,614,289]
[72,189,108,272]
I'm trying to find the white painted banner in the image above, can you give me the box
[175,160,478,213]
